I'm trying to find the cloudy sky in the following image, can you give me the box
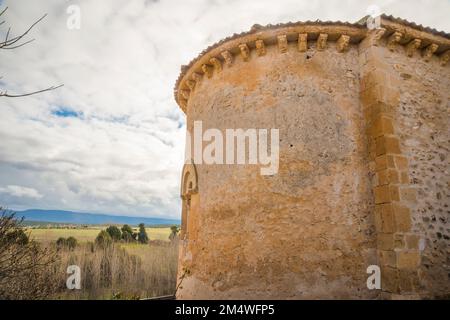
[0,0,448,219]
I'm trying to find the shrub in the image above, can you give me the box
[121,224,133,235]
[169,225,180,242]
[121,224,134,242]
[106,226,122,242]
[0,208,59,299]
[122,231,135,242]
[95,230,112,247]
[56,237,67,248]
[66,236,77,250]
[6,229,30,245]
[56,237,77,250]
[137,223,148,244]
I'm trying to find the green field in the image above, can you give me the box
[27,227,172,243]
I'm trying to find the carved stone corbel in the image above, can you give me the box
[371,28,386,46]
[423,43,438,62]
[405,39,422,57]
[317,33,328,51]
[387,31,403,51]
[192,72,202,82]
[277,34,288,53]
[186,80,195,91]
[239,43,250,61]
[255,39,266,56]
[201,64,213,78]
[179,98,187,110]
[336,35,350,52]
[180,89,190,100]
[209,57,222,72]
[298,33,308,52]
[440,50,450,66]
[221,50,233,67]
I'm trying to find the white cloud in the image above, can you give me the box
[0,0,448,218]
[0,185,43,199]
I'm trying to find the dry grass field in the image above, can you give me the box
[21,226,178,299]
[27,227,172,243]
[55,241,178,299]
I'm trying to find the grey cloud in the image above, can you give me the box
[0,0,448,218]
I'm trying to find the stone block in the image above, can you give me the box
[394,156,408,170]
[392,204,411,232]
[405,234,419,249]
[379,203,395,233]
[400,187,417,202]
[360,86,382,106]
[398,269,415,292]
[375,155,395,171]
[389,185,400,202]
[381,266,399,293]
[361,70,386,91]
[379,250,396,267]
[400,171,409,184]
[371,102,394,117]
[374,205,382,231]
[370,115,394,138]
[374,185,390,204]
[397,251,420,270]
[383,87,400,106]
[375,136,402,156]
[377,233,394,250]
[377,169,399,185]
[394,233,405,249]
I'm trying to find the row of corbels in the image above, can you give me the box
[178,33,352,106]
[372,28,450,65]
[178,30,449,108]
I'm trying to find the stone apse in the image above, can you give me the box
[174,15,450,299]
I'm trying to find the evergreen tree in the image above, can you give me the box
[96,230,112,246]
[106,225,122,242]
[66,236,77,250]
[121,224,134,242]
[137,223,148,244]
[169,225,180,242]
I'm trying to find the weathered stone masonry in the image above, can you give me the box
[174,15,450,299]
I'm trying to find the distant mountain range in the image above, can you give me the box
[12,209,179,226]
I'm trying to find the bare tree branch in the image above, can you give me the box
[0,7,8,27]
[0,13,47,49]
[5,26,10,42]
[0,6,7,18]
[0,84,64,98]
[0,7,63,98]
[2,38,35,49]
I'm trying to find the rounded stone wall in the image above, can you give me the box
[175,23,378,299]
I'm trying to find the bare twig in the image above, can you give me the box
[174,267,191,295]
[5,26,10,42]
[0,7,8,27]
[2,38,35,49]
[0,7,62,99]
[0,11,46,49]
[0,6,7,18]
[0,84,64,98]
